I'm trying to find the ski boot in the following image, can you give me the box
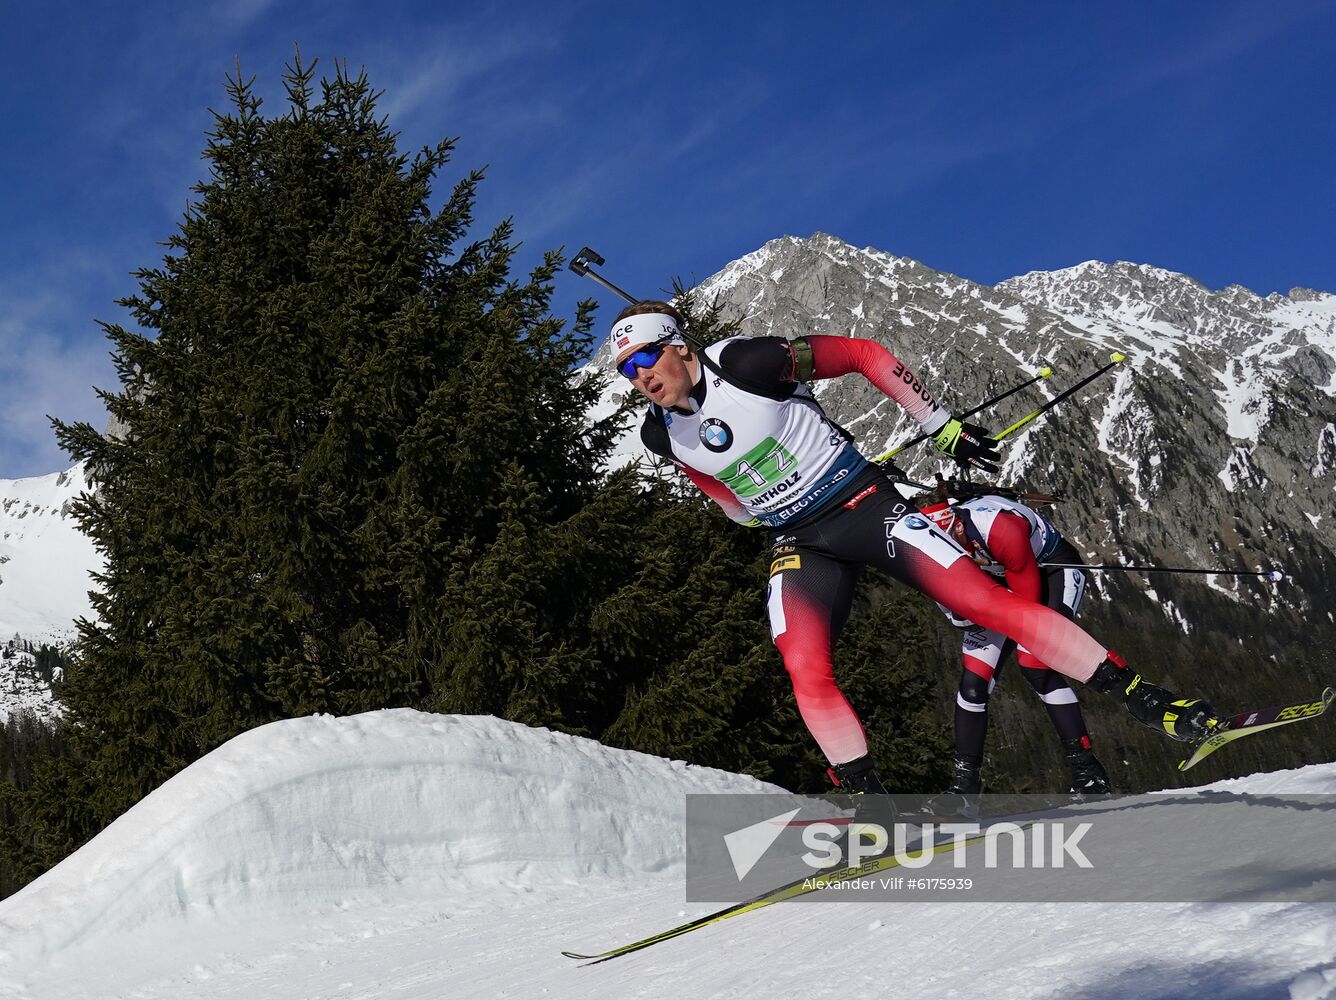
[1091,653,1222,743]
[927,756,983,820]
[1062,735,1112,798]
[828,755,897,850]
[828,755,888,795]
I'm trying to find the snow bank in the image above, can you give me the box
[0,711,770,975]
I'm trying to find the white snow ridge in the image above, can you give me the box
[2,710,1335,1000]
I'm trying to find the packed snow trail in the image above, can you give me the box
[1,710,1334,1000]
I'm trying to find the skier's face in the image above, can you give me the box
[619,343,697,408]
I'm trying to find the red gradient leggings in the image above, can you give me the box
[765,470,1109,766]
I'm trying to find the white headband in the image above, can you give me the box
[608,312,684,360]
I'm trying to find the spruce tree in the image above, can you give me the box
[50,55,619,833]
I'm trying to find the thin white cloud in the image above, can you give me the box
[510,79,772,245]
[373,22,562,127]
[680,5,1335,231]
[1092,4,1326,110]
[0,282,115,477]
[213,0,283,30]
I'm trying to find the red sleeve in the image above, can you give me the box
[985,511,1041,603]
[680,463,753,524]
[806,335,949,433]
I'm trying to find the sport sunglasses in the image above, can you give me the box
[616,339,672,379]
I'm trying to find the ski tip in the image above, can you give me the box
[1177,739,1215,772]
[1110,351,1127,363]
[1177,743,1204,771]
[561,951,594,961]
[1039,366,1053,378]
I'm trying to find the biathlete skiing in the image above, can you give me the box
[611,299,1222,794]
[916,485,1112,797]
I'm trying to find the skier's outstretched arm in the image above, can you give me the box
[806,334,950,432]
[805,335,1000,470]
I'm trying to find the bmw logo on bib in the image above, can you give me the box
[700,418,733,452]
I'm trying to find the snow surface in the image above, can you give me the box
[0,641,64,724]
[0,464,97,720]
[2,710,1334,1000]
[0,464,98,642]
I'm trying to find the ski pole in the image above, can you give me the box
[570,247,639,305]
[1040,563,1285,582]
[995,352,1126,442]
[872,366,1053,465]
[570,247,710,353]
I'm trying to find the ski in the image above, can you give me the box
[1178,687,1334,772]
[561,821,1034,964]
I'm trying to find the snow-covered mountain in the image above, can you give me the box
[597,234,1336,648]
[0,640,64,725]
[0,464,97,641]
[1,709,1333,999]
[0,465,97,721]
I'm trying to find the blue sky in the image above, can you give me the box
[3,1,1334,477]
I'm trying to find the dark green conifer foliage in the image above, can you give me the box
[0,709,80,897]
[50,56,617,833]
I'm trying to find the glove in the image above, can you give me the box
[933,418,1001,473]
